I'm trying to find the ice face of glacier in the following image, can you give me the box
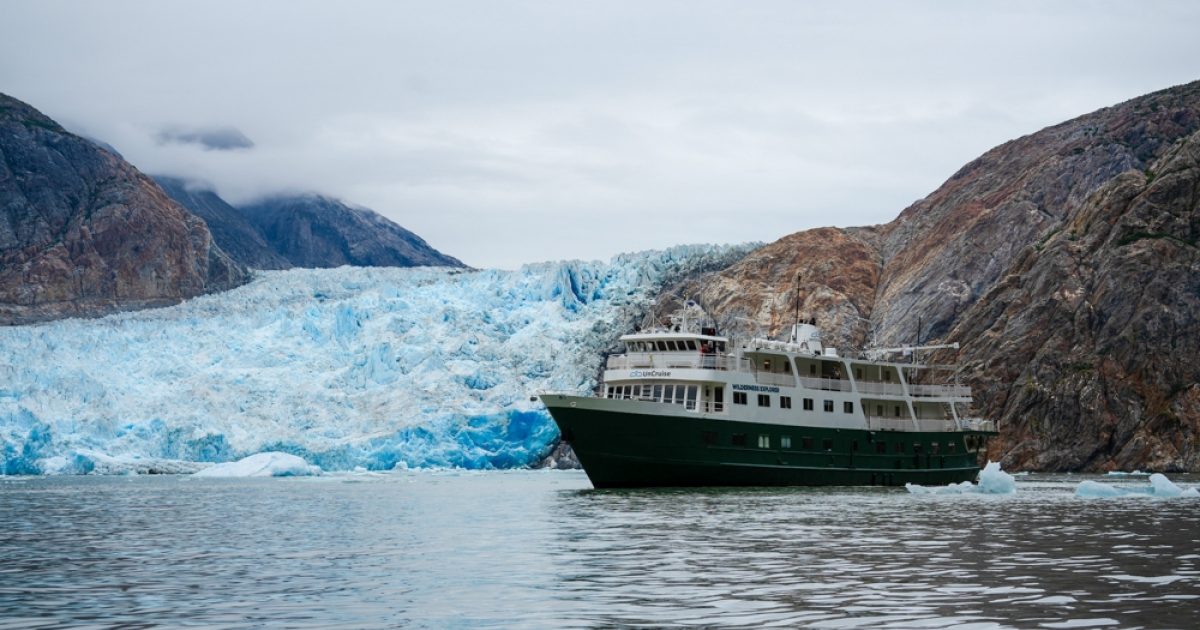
[0,244,753,474]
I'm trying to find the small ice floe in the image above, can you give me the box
[1104,470,1149,477]
[1075,473,1199,499]
[905,461,1016,495]
[192,452,322,478]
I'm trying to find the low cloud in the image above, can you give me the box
[156,126,254,151]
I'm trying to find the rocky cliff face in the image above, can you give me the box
[657,80,1200,471]
[239,195,465,269]
[0,94,247,325]
[153,176,291,271]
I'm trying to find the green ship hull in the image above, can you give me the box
[545,395,994,489]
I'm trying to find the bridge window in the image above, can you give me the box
[780,396,792,409]
[803,398,814,411]
[686,340,697,351]
[844,401,854,414]
[823,400,834,412]
[757,394,770,407]
[733,392,747,405]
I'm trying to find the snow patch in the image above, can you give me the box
[192,452,322,478]
[905,461,1016,495]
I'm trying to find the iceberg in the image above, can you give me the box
[192,452,321,477]
[1076,474,1200,499]
[905,461,1017,495]
[0,245,752,474]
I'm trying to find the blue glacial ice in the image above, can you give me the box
[0,244,752,474]
[905,461,1017,495]
[1075,474,1200,499]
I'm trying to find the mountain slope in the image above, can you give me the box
[240,195,465,269]
[153,176,291,270]
[0,93,247,324]
[657,80,1200,471]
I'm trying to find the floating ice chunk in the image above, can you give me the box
[1105,470,1148,476]
[1075,474,1199,499]
[192,452,322,478]
[977,461,1017,494]
[1075,480,1128,498]
[905,461,1016,495]
[1149,473,1200,498]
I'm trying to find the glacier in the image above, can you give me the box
[0,245,752,475]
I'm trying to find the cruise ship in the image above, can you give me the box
[538,305,996,488]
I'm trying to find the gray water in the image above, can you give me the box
[0,471,1197,629]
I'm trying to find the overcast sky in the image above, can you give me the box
[2,1,1198,269]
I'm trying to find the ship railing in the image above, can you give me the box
[797,376,853,392]
[866,416,960,432]
[854,381,972,398]
[753,372,798,387]
[961,417,996,432]
[698,401,725,413]
[606,353,744,371]
[909,383,972,398]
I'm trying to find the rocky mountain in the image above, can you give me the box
[655,80,1200,472]
[153,176,290,270]
[239,195,464,269]
[0,93,247,325]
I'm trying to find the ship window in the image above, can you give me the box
[731,433,746,446]
[763,359,771,371]
[716,342,726,352]
[852,441,859,452]
[913,443,923,454]
[823,400,834,412]
[894,405,902,417]
[780,396,792,409]
[931,443,940,455]
[652,385,663,401]
[803,398,814,411]
[802,437,813,449]
[896,442,905,454]
[948,442,957,454]
[781,436,792,448]
[757,394,770,407]
[622,385,631,399]
[884,371,892,382]
[810,364,817,375]
[856,368,862,380]
[733,392,747,405]
[686,340,697,351]
[844,401,854,414]
[822,438,833,451]
[876,405,883,416]
[667,385,679,403]
[656,341,668,352]
[702,430,717,445]
[876,441,887,454]
[758,435,770,448]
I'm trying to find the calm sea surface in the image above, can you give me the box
[1,471,1197,629]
